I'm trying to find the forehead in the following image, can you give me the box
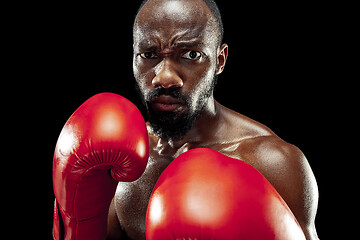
[133,0,218,48]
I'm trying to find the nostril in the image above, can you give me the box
[152,69,183,89]
[152,76,183,88]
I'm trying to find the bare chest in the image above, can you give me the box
[113,155,171,240]
[112,140,258,239]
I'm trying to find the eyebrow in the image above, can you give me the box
[138,44,158,52]
[137,38,205,51]
[174,40,205,48]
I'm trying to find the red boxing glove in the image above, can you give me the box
[146,148,305,240]
[53,93,149,240]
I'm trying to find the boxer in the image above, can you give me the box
[109,0,319,239]
[53,0,319,239]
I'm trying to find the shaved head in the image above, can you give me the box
[134,0,224,47]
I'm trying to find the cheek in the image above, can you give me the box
[133,56,145,83]
[183,56,216,84]
[133,58,155,97]
[185,60,216,91]
[185,66,216,110]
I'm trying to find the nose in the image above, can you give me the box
[152,59,183,89]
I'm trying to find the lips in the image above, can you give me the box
[150,95,186,112]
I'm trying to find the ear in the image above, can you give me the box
[216,43,229,75]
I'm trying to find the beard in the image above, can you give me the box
[136,75,218,141]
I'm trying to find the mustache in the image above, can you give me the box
[146,87,188,103]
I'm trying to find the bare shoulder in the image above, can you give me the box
[237,134,306,169]
[216,103,319,238]
[236,134,315,188]
[234,135,319,239]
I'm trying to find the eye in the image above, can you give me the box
[139,52,158,59]
[181,50,202,60]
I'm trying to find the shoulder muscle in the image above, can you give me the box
[236,136,319,239]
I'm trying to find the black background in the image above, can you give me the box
[11,1,350,239]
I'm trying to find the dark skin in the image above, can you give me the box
[107,0,319,239]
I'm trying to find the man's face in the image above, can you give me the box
[133,0,222,140]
